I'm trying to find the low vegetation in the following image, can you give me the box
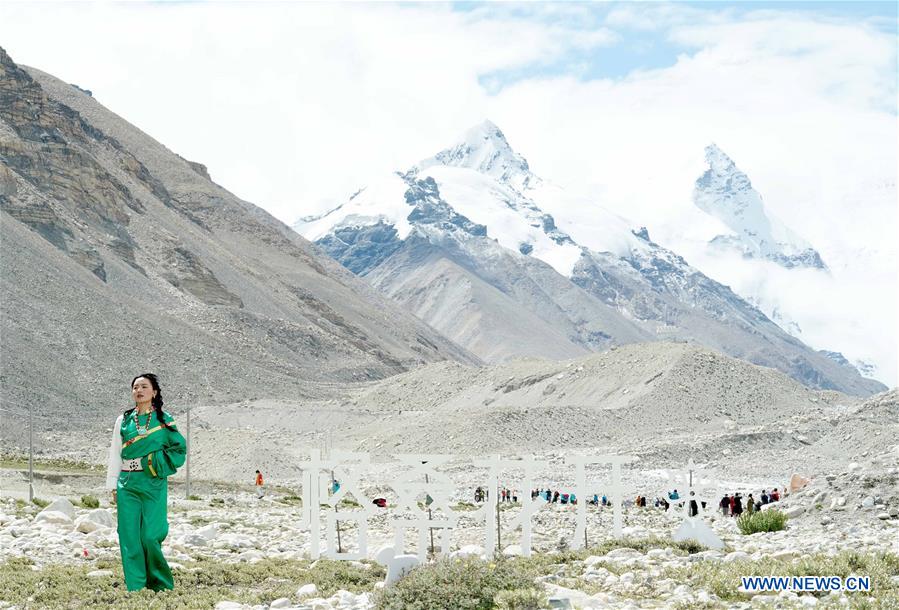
[0,557,384,610]
[80,494,100,509]
[0,453,99,473]
[373,555,543,610]
[666,550,899,604]
[736,509,787,534]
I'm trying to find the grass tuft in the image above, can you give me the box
[736,509,787,534]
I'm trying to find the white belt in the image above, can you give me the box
[121,458,143,472]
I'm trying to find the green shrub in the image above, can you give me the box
[737,509,787,534]
[188,494,202,501]
[277,494,303,505]
[80,495,99,509]
[32,497,50,508]
[373,556,540,610]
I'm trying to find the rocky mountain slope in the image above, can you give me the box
[0,48,478,443]
[146,341,871,483]
[692,144,827,270]
[296,122,884,396]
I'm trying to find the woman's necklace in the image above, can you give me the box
[133,407,153,434]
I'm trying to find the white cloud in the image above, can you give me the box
[1,2,895,384]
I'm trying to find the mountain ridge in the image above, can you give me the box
[297,121,886,396]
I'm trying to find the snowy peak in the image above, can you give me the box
[693,144,826,270]
[419,120,537,190]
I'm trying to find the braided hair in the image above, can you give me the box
[131,373,169,428]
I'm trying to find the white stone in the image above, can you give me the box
[450,544,484,559]
[214,602,244,610]
[196,523,220,541]
[40,498,76,520]
[862,497,875,508]
[772,550,798,561]
[877,513,890,520]
[784,506,805,518]
[375,546,420,585]
[723,551,749,563]
[33,510,72,526]
[847,463,862,473]
[87,569,112,577]
[74,510,114,534]
[270,599,292,609]
[799,594,819,606]
[182,533,209,547]
[605,548,642,560]
[502,544,522,556]
[297,583,319,599]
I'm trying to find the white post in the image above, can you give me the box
[185,404,191,499]
[28,409,34,503]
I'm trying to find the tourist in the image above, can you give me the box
[761,490,769,504]
[255,470,264,499]
[746,494,755,514]
[720,495,730,516]
[107,373,187,592]
[733,494,744,516]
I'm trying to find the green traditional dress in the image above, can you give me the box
[116,409,187,591]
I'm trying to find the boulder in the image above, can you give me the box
[74,509,114,533]
[40,498,76,520]
[270,599,291,609]
[450,544,484,559]
[195,523,219,541]
[789,474,810,493]
[33,510,72,526]
[784,505,805,518]
[182,533,209,547]
[297,583,318,598]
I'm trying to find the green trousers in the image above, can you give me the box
[117,470,174,591]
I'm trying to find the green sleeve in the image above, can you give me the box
[141,422,187,479]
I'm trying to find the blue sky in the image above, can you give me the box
[464,1,898,88]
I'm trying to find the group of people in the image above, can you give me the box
[719,487,783,517]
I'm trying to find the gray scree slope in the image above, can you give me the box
[0,48,479,444]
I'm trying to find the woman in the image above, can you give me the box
[106,373,187,592]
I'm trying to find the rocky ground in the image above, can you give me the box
[1,432,897,609]
[1,355,896,608]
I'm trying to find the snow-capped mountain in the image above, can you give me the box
[296,121,885,396]
[693,144,826,270]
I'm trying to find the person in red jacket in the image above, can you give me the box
[255,470,264,499]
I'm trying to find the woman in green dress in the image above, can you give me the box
[106,373,187,591]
